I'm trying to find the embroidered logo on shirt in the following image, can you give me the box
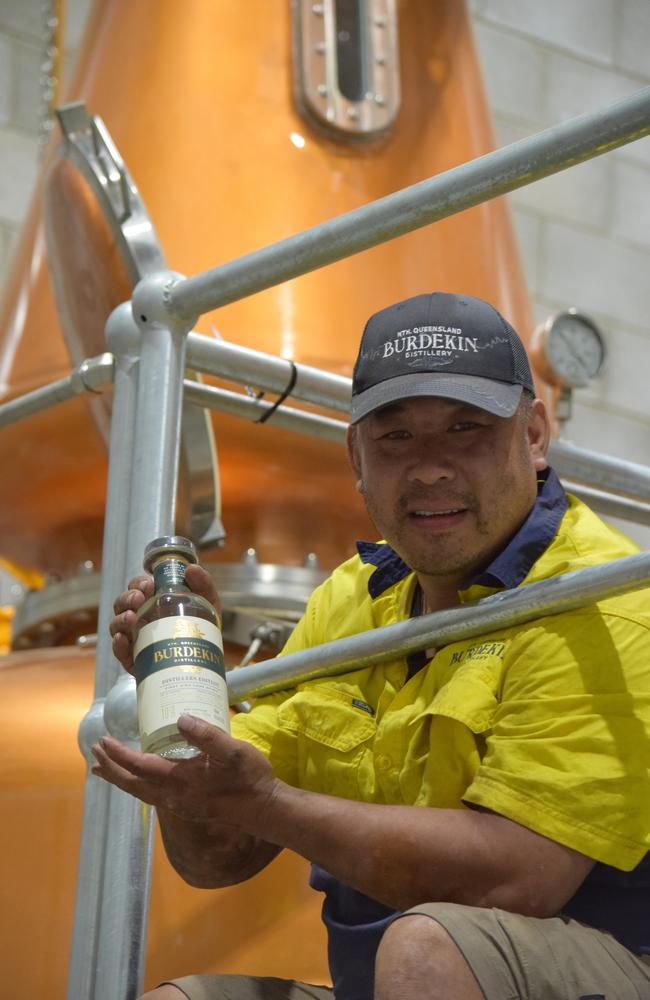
[450,640,507,666]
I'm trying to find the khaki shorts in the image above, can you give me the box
[162,977,332,1000]
[404,902,650,999]
[164,902,650,1000]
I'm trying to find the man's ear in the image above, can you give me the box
[346,425,364,494]
[528,398,551,471]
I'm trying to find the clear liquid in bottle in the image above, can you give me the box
[133,535,230,759]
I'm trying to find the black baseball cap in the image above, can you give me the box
[350,291,535,424]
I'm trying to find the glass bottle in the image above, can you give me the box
[133,535,230,758]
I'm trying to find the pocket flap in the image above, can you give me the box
[277,684,376,752]
[412,660,500,735]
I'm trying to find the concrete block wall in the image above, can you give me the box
[470,0,650,545]
[1,0,649,564]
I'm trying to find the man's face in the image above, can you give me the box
[348,395,550,587]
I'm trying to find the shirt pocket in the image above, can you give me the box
[405,661,501,807]
[277,684,376,798]
[424,661,499,734]
[416,640,508,735]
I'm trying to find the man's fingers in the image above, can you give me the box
[95,737,171,778]
[111,632,135,673]
[109,609,137,639]
[126,574,154,596]
[184,565,222,614]
[113,577,153,616]
[91,739,167,803]
[110,582,150,673]
[177,714,231,755]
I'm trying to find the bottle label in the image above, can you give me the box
[134,615,230,751]
[153,559,186,590]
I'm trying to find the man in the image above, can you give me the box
[96,292,650,1000]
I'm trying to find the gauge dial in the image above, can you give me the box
[535,310,606,389]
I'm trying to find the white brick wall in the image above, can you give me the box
[0,34,12,126]
[473,0,618,63]
[471,0,650,546]
[616,0,650,77]
[0,0,649,570]
[0,0,46,41]
[0,126,39,225]
[611,158,650,248]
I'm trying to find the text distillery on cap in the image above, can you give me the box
[350,292,535,424]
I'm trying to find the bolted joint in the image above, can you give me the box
[131,270,197,337]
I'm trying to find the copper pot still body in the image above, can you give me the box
[0,0,540,994]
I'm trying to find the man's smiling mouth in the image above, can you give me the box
[411,508,466,517]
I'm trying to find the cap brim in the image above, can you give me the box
[350,373,524,423]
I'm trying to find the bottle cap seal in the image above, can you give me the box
[143,535,198,573]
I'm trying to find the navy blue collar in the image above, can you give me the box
[356,540,411,599]
[356,467,568,599]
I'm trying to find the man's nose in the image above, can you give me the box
[406,451,456,485]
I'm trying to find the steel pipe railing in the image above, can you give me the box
[170,88,650,319]
[67,322,139,1000]
[2,83,644,1000]
[91,280,190,1000]
[67,290,190,999]
[562,482,650,527]
[228,551,650,702]
[185,332,351,412]
[181,384,650,523]
[0,354,113,428]
[549,439,650,500]
[182,379,347,442]
[4,355,650,523]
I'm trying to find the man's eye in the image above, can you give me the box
[379,429,410,440]
[450,421,481,432]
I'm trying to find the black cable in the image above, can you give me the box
[256,361,298,423]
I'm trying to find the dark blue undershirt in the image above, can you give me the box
[310,469,649,999]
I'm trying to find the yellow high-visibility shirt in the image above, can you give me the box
[232,478,650,872]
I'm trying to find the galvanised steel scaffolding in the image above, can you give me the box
[2,86,650,1000]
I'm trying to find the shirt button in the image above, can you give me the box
[376,754,392,771]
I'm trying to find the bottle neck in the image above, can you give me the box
[152,556,191,593]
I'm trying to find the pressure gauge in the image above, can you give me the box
[530,309,606,389]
